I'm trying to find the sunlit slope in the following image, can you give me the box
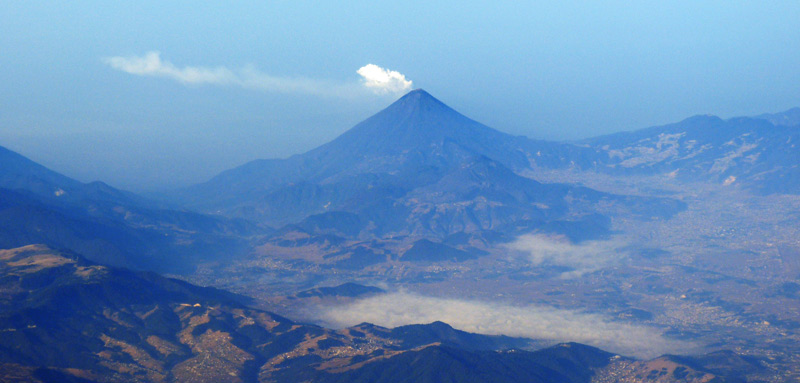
[0,245,742,383]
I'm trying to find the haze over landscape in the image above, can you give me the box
[2,1,800,190]
[2,2,800,383]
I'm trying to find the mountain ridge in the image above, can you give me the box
[176,90,682,249]
[0,244,744,383]
[580,113,800,194]
[0,144,254,273]
[179,89,545,209]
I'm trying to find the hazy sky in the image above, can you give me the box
[2,1,799,191]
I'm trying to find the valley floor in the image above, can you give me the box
[180,172,800,383]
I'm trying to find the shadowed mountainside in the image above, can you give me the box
[0,245,747,383]
[0,145,255,273]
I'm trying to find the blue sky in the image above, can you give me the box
[2,1,799,191]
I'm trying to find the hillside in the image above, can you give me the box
[583,114,800,194]
[0,245,744,383]
[176,90,685,267]
[0,145,254,273]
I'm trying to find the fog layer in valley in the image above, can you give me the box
[316,291,697,359]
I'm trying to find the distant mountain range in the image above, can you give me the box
[0,90,791,382]
[173,90,686,267]
[2,89,797,269]
[581,114,800,194]
[0,245,752,383]
[0,146,253,272]
[176,90,600,225]
[179,91,800,213]
[753,107,800,127]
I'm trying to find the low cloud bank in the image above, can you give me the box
[505,234,628,278]
[318,292,696,359]
[104,52,412,96]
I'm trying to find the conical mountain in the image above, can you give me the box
[307,89,532,167]
[180,89,586,217]
[178,90,681,242]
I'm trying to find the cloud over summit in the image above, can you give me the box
[357,64,413,94]
[104,52,412,97]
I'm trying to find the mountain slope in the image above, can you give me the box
[0,145,145,207]
[0,245,744,383]
[177,90,682,246]
[583,114,800,194]
[753,107,800,127]
[0,245,594,382]
[0,187,150,268]
[0,145,254,273]
[181,89,584,213]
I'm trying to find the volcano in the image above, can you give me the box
[177,90,681,244]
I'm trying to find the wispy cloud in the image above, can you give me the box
[104,51,236,85]
[104,51,412,96]
[505,234,628,278]
[317,291,697,359]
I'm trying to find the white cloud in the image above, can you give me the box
[317,291,697,359]
[356,64,413,94]
[104,52,412,97]
[505,234,627,278]
[104,51,236,85]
